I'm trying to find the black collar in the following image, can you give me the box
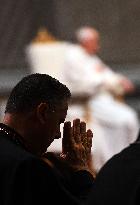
[0,123,27,150]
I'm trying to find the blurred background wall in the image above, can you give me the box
[0,0,140,119]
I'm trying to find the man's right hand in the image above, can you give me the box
[60,119,93,172]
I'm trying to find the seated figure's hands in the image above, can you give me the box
[120,77,135,93]
[60,118,93,172]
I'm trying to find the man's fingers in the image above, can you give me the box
[86,129,93,152]
[80,121,86,142]
[73,119,81,143]
[63,121,72,153]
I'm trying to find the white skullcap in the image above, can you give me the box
[75,26,99,42]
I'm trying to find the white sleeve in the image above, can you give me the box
[61,46,102,96]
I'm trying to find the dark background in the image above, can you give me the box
[0,0,140,68]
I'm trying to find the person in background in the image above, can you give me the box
[0,73,94,205]
[51,26,139,174]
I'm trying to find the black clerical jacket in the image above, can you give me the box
[0,123,94,205]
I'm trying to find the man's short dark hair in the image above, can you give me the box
[5,73,71,113]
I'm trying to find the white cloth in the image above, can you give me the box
[60,44,127,96]
[89,92,139,172]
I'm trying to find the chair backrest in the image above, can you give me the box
[26,41,70,80]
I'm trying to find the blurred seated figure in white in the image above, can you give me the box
[26,26,139,174]
[63,26,139,174]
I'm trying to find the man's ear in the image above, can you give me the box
[36,103,49,124]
